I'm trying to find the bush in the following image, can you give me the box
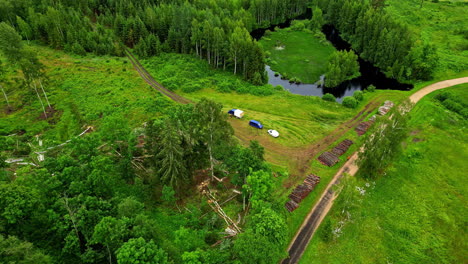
[353,90,364,101]
[366,84,376,92]
[342,96,358,108]
[322,93,336,102]
[290,20,306,31]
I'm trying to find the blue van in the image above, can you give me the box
[249,120,263,129]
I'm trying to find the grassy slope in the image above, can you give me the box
[0,45,173,142]
[300,84,468,263]
[259,29,336,83]
[386,0,468,78]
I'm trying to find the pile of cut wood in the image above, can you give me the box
[331,139,354,156]
[285,174,321,212]
[318,151,339,167]
[378,100,394,115]
[355,121,374,136]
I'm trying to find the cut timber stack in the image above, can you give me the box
[285,174,321,212]
[285,200,299,212]
[355,121,374,136]
[378,100,395,116]
[331,139,354,156]
[318,151,339,167]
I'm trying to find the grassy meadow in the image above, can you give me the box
[386,0,468,78]
[299,84,468,263]
[0,45,173,143]
[259,28,336,83]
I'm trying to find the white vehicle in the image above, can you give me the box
[268,129,279,138]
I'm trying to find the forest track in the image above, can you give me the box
[125,50,191,104]
[282,77,468,264]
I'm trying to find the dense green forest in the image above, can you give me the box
[0,0,310,84]
[1,0,467,263]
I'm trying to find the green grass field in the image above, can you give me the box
[386,0,468,78]
[259,28,336,83]
[299,84,468,263]
[0,45,173,142]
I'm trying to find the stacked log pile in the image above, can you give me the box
[331,139,354,156]
[378,100,394,116]
[318,151,339,167]
[355,121,374,136]
[285,174,321,212]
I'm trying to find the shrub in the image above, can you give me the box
[366,84,376,92]
[322,93,336,102]
[274,72,279,77]
[181,83,202,93]
[353,90,364,101]
[342,96,358,108]
[290,20,306,31]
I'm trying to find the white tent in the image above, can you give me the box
[233,109,244,118]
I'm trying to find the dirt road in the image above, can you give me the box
[126,50,191,104]
[282,77,468,264]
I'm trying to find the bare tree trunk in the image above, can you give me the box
[106,245,112,264]
[39,79,51,108]
[1,85,10,108]
[234,56,237,74]
[33,80,47,118]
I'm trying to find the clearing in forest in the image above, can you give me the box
[260,28,336,83]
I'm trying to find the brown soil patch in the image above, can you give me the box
[412,137,425,142]
[38,105,60,123]
[410,130,421,135]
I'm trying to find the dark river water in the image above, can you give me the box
[252,12,413,101]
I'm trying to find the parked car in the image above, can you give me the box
[268,129,279,138]
[249,120,263,129]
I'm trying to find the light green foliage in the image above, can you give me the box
[352,90,363,102]
[341,96,358,108]
[116,238,169,264]
[0,22,23,62]
[117,197,144,218]
[358,103,410,178]
[0,184,38,224]
[174,227,205,252]
[322,93,336,102]
[244,170,273,204]
[290,20,306,31]
[301,86,468,263]
[386,0,468,78]
[259,28,336,83]
[310,7,325,31]
[181,249,207,264]
[251,207,287,244]
[0,234,51,264]
[325,50,360,87]
[366,84,376,92]
[234,230,285,264]
[92,216,130,250]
